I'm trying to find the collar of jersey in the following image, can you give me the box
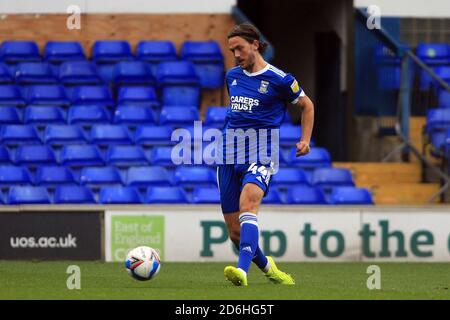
[242,63,270,77]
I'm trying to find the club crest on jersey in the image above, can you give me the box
[258,80,269,94]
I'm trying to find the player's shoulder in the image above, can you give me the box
[266,64,295,84]
[226,66,242,77]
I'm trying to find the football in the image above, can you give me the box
[125,246,161,281]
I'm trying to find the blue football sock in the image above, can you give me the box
[252,246,270,273]
[237,212,259,274]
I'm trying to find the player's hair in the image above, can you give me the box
[227,22,268,54]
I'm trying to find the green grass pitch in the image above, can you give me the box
[0,261,449,300]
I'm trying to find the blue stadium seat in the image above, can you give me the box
[436,66,450,82]
[58,61,102,85]
[288,147,332,169]
[174,166,216,188]
[44,125,87,146]
[90,125,132,145]
[0,165,32,185]
[80,166,123,186]
[0,106,21,124]
[136,40,177,73]
[0,63,13,83]
[0,41,41,63]
[69,85,114,107]
[54,185,96,204]
[92,40,133,63]
[311,168,355,189]
[280,124,302,146]
[23,85,70,106]
[151,146,176,166]
[14,62,57,84]
[134,125,174,146]
[8,186,51,204]
[1,125,41,145]
[159,106,200,126]
[446,128,450,158]
[271,168,310,187]
[191,186,220,204]
[0,85,26,106]
[114,106,156,125]
[286,186,327,204]
[60,145,104,166]
[15,145,57,166]
[156,61,199,86]
[107,146,149,166]
[0,146,11,164]
[23,106,66,125]
[68,105,111,125]
[416,43,450,66]
[117,86,160,108]
[374,44,401,90]
[329,187,374,205]
[112,61,155,87]
[426,108,450,132]
[126,166,172,187]
[161,86,201,106]
[261,188,283,204]
[44,41,86,64]
[146,186,188,204]
[204,106,228,128]
[99,186,142,204]
[430,130,448,152]
[438,90,450,109]
[35,166,77,186]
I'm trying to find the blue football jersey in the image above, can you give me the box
[221,63,304,165]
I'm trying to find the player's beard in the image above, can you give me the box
[238,53,255,72]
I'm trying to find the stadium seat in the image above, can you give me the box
[15,145,57,166]
[8,186,51,204]
[80,166,123,186]
[181,41,224,89]
[416,43,450,66]
[430,130,448,152]
[1,125,41,145]
[329,187,374,205]
[44,41,86,64]
[22,85,70,106]
[0,165,32,185]
[174,166,216,188]
[161,86,201,106]
[426,108,450,132]
[374,44,401,90]
[146,186,189,204]
[0,85,26,106]
[44,125,87,146]
[68,105,111,125]
[280,124,302,146]
[261,188,283,204]
[151,146,176,166]
[23,106,66,125]
[286,186,327,204]
[0,63,13,83]
[204,106,228,128]
[136,40,177,75]
[69,85,114,107]
[54,185,96,204]
[90,125,132,145]
[106,145,149,166]
[156,61,199,86]
[58,61,102,85]
[191,186,220,204]
[126,166,172,187]
[60,145,105,166]
[117,86,160,108]
[288,147,332,169]
[271,168,310,187]
[92,40,133,63]
[436,66,450,82]
[114,106,156,125]
[99,186,142,204]
[134,125,174,146]
[159,106,200,126]
[35,166,77,186]
[312,168,355,189]
[438,90,450,109]
[0,106,21,124]
[0,41,41,63]
[14,62,57,84]
[0,146,11,164]
[112,61,155,87]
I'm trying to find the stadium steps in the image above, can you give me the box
[409,116,441,165]
[333,162,440,204]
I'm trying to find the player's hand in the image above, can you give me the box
[296,140,310,157]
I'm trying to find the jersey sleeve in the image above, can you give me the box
[279,74,305,104]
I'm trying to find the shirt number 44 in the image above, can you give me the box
[248,163,271,186]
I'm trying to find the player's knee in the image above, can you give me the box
[240,200,259,214]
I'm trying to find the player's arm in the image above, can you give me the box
[294,94,314,157]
